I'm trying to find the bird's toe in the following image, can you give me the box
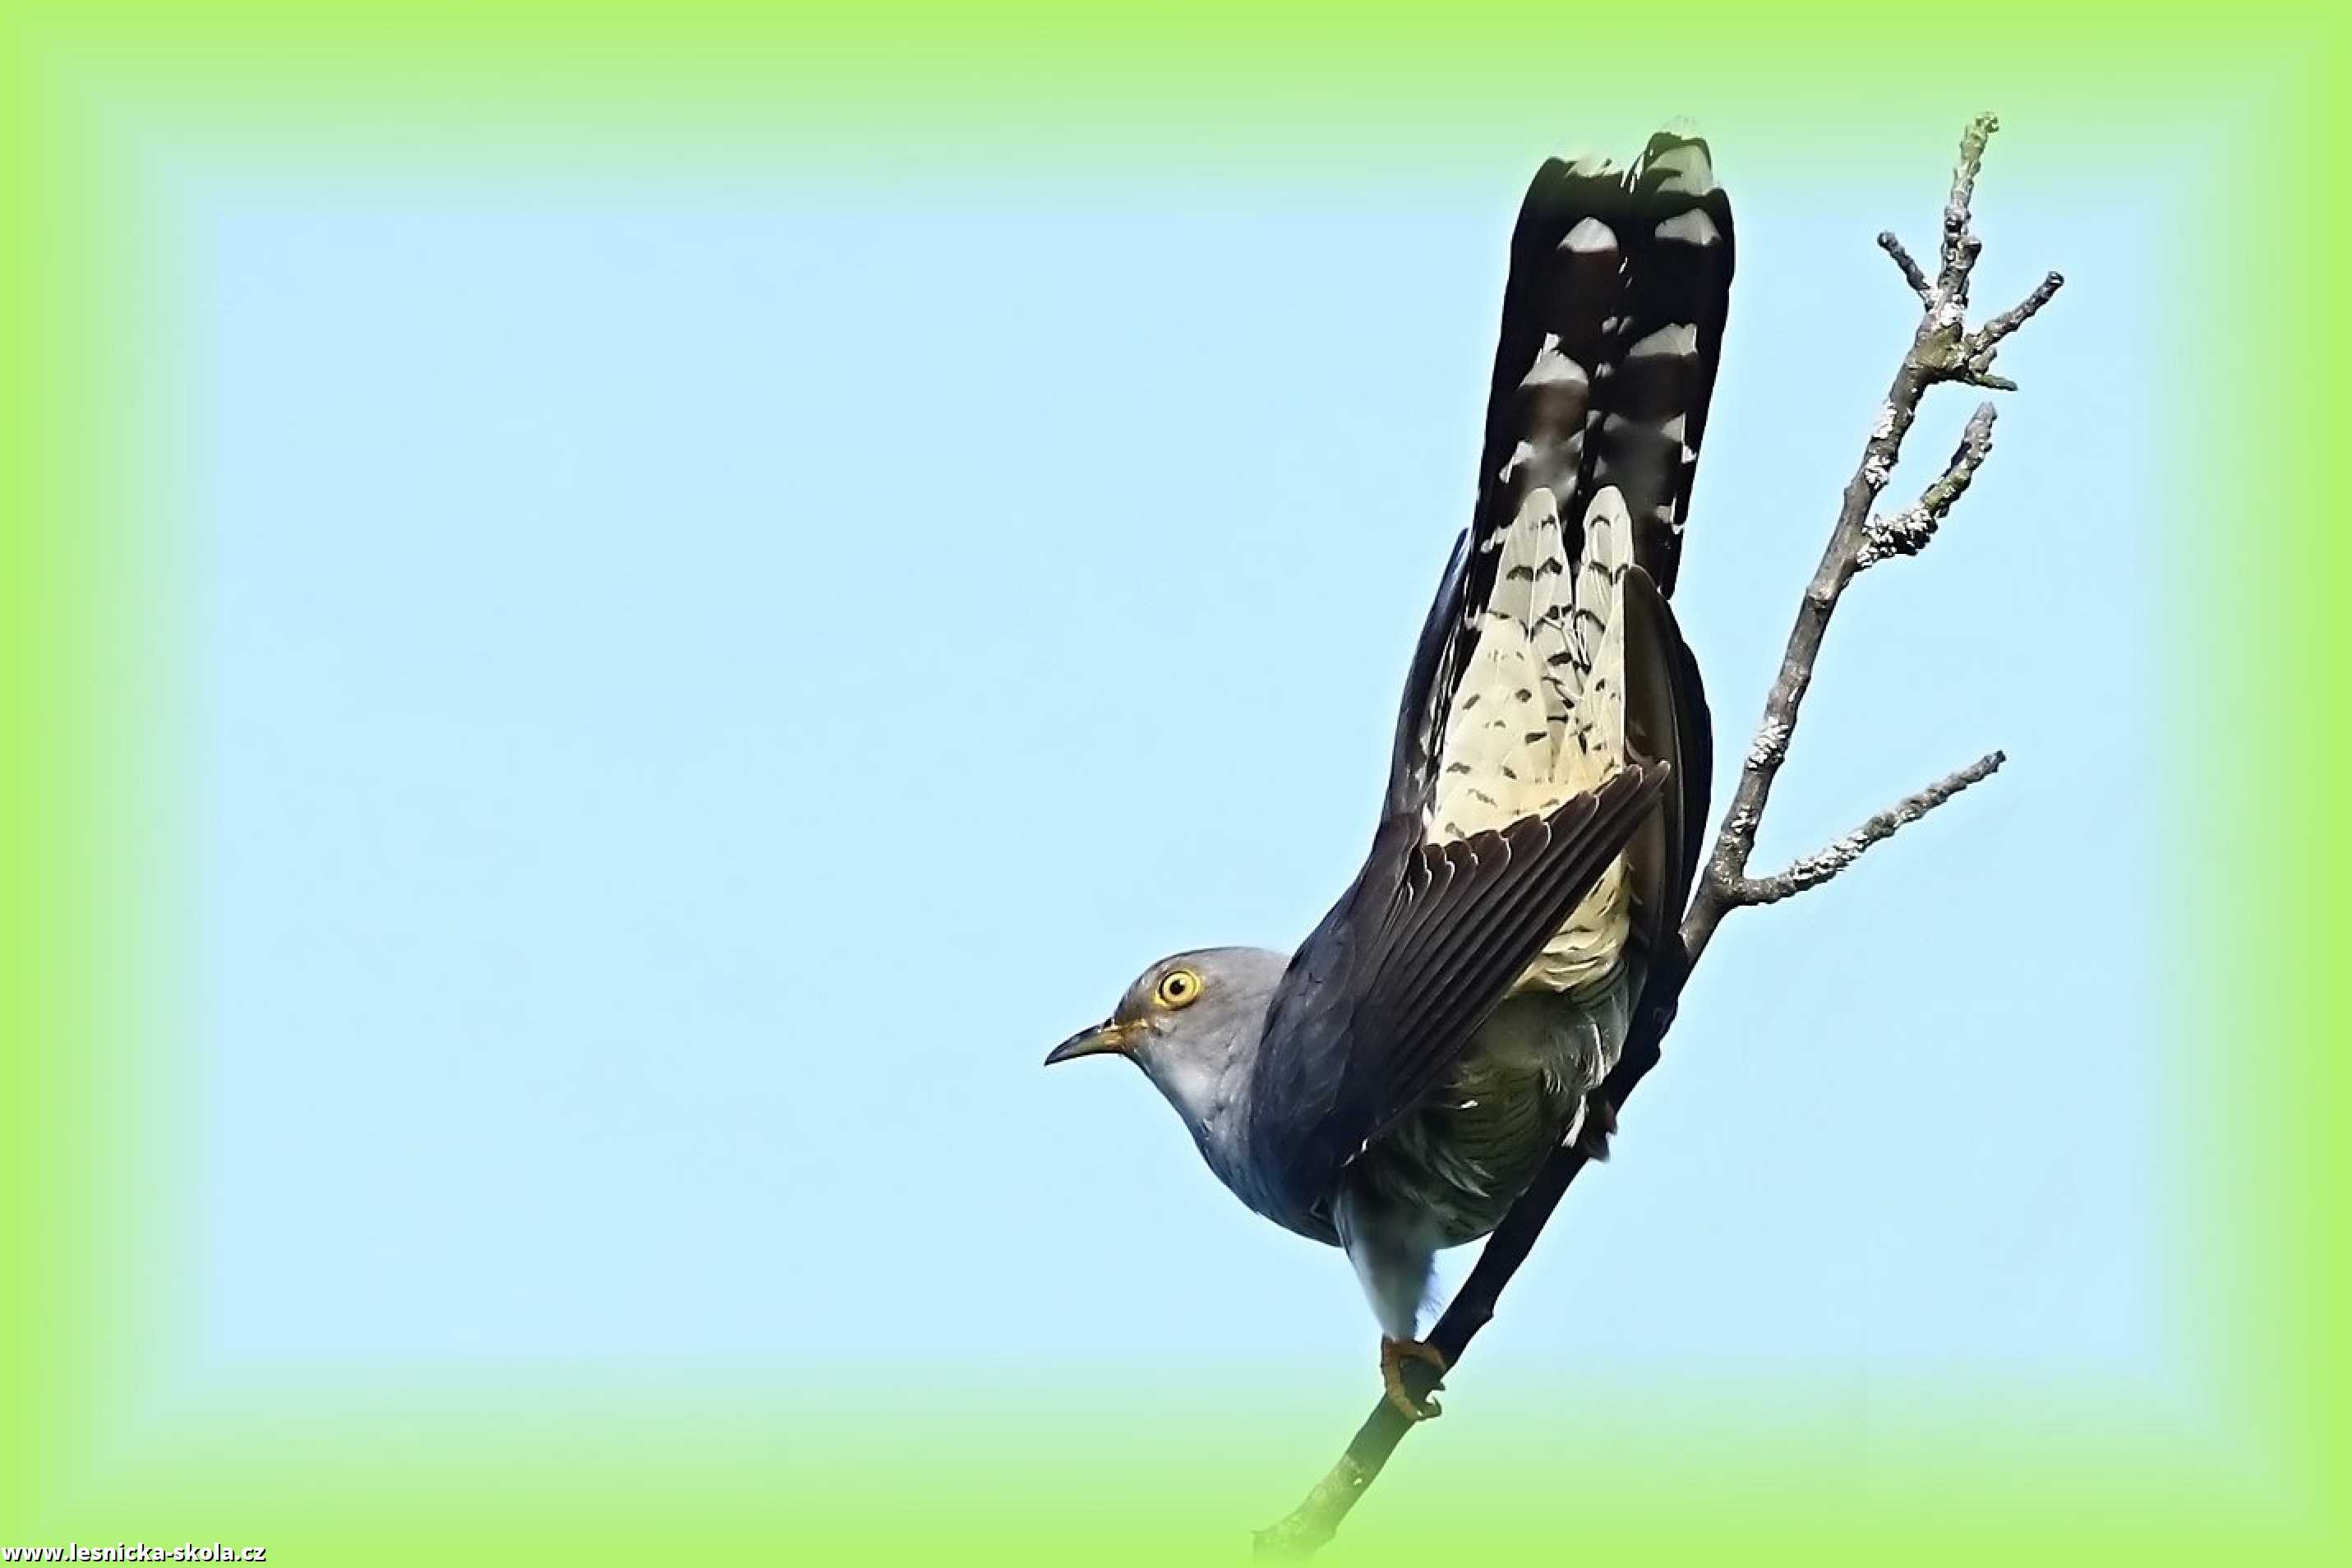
[1379,1336,1448,1421]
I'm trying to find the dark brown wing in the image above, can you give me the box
[1622,565,1711,986]
[1239,766,1667,1224]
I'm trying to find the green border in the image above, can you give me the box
[5,3,2345,1559]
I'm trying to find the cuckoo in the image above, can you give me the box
[1046,131,1732,1421]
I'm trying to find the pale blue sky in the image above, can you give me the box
[167,137,2188,1401]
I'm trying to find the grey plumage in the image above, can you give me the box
[1047,131,1733,1390]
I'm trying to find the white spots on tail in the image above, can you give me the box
[1654,206,1722,247]
[1521,334,1591,390]
[1643,140,1716,197]
[1629,322,1697,362]
[1563,216,1617,255]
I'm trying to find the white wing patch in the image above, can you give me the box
[1429,487,1635,992]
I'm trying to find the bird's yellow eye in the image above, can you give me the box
[1155,967,1204,1010]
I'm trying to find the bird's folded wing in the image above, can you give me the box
[1621,565,1712,992]
[1384,531,1470,822]
[1247,763,1667,1214]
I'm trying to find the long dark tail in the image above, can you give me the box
[1472,130,1735,600]
[1475,131,1734,987]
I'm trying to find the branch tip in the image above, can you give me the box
[1734,749,2006,907]
[1877,231,1931,298]
[1970,269,2066,358]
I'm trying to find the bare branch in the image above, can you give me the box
[1939,113,1998,287]
[1727,750,2005,907]
[1681,112,2047,965]
[1858,402,1997,567]
[1972,270,2066,356]
[1256,115,2059,1556]
[1878,231,1930,300]
[1958,270,2067,389]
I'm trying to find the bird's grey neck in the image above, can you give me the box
[1137,1022,1265,1188]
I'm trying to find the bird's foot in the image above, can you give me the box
[1379,1336,1448,1421]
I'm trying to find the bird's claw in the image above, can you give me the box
[1380,1336,1448,1421]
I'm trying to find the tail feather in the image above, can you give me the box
[1417,130,1731,989]
[1474,131,1735,601]
[1601,134,1736,596]
[1397,129,1731,990]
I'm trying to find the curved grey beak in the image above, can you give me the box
[1044,1018,1130,1066]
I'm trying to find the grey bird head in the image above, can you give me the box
[1045,946,1289,1153]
